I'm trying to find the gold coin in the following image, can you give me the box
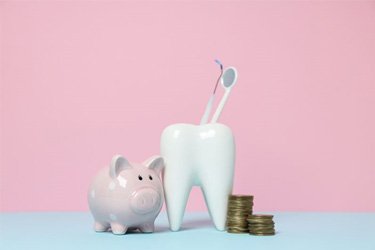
[228,213,250,217]
[248,220,273,224]
[227,217,248,220]
[247,219,274,223]
[228,225,248,228]
[248,214,273,219]
[228,226,248,229]
[228,208,251,210]
[228,200,253,204]
[249,227,275,232]
[227,221,248,224]
[229,194,254,198]
[228,214,251,217]
[228,203,253,206]
[249,228,275,232]
[228,206,253,209]
[247,217,273,220]
[228,207,252,210]
[228,211,252,214]
[250,229,275,232]
[227,230,247,234]
[228,219,248,222]
[229,210,251,212]
[228,227,248,231]
[229,210,252,213]
[228,199,253,202]
[228,228,248,231]
[227,223,248,226]
[248,223,275,227]
[247,221,274,225]
[226,194,257,234]
[249,232,275,236]
[228,200,253,203]
[249,225,275,230]
[228,205,253,208]
[229,203,251,206]
[228,215,248,217]
[249,223,275,227]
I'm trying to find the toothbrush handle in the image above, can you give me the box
[200,95,215,125]
[211,91,230,123]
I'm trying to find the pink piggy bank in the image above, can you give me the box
[88,155,164,235]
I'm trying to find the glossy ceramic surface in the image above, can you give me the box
[160,123,235,231]
[88,155,164,235]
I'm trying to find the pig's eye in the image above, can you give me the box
[149,175,153,180]
[138,175,143,181]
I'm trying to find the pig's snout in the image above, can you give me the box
[130,188,161,214]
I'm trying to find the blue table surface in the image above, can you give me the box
[1,211,374,250]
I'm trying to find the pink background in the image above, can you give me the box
[1,1,375,212]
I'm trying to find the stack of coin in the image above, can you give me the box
[247,214,275,236]
[226,195,254,233]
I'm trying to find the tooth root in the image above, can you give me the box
[163,169,192,231]
[161,123,235,231]
[201,173,233,231]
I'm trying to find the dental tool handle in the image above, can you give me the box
[211,91,230,123]
[200,95,215,125]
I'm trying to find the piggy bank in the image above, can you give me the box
[88,155,164,234]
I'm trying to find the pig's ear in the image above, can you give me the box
[109,155,132,179]
[144,156,164,175]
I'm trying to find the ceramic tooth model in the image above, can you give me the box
[161,123,235,231]
[88,155,164,234]
[161,63,238,231]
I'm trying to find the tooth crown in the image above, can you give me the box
[161,123,235,231]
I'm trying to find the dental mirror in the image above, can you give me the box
[222,67,237,88]
[211,67,238,123]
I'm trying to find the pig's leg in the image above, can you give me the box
[94,221,110,232]
[139,223,154,233]
[110,222,128,235]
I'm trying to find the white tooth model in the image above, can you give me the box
[160,63,238,231]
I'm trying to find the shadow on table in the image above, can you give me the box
[183,218,213,230]
[155,218,214,233]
